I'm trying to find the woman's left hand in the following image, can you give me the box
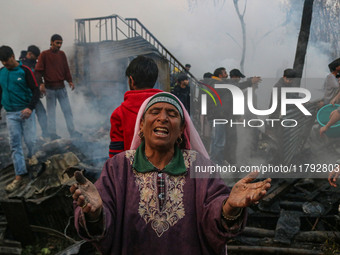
[223,172,271,216]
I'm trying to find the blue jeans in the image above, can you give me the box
[6,110,36,176]
[210,123,237,165]
[35,99,48,137]
[46,88,75,136]
[210,124,227,164]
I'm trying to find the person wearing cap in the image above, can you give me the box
[171,73,190,112]
[228,68,262,117]
[230,69,245,80]
[35,34,82,140]
[71,92,271,255]
[19,45,41,70]
[268,69,298,122]
[322,58,340,106]
[228,69,262,117]
[229,69,262,160]
[19,45,49,139]
[229,69,262,89]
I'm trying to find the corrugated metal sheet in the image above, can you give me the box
[269,101,319,165]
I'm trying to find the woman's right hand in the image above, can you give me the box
[70,171,103,221]
[223,171,271,215]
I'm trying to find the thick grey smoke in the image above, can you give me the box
[0,0,333,78]
[0,0,336,163]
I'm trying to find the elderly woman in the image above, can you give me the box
[71,92,271,255]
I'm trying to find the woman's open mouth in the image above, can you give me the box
[153,127,169,137]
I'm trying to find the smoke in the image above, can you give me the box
[1,0,337,167]
[1,0,334,79]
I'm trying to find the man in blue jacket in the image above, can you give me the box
[0,45,40,192]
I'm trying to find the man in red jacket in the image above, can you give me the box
[109,56,162,157]
[35,34,82,140]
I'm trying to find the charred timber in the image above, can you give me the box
[242,227,340,243]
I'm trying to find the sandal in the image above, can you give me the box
[5,178,23,193]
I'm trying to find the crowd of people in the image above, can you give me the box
[1,41,339,253]
[0,34,81,192]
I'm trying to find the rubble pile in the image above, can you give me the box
[0,118,108,252]
[228,178,340,254]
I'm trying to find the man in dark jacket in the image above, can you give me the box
[35,34,82,140]
[172,73,190,113]
[206,67,236,164]
[269,68,298,119]
[0,45,40,192]
[20,45,49,139]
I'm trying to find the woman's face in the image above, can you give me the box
[140,102,184,150]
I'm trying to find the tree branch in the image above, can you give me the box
[225,32,242,49]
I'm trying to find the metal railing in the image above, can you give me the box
[74,15,200,86]
[75,15,131,43]
[124,18,196,80]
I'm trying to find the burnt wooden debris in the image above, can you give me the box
[228,177,340,254]
[0,113,107,252]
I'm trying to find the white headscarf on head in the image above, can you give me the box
[130,92,209,159]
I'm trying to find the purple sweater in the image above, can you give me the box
[74,150,246,255]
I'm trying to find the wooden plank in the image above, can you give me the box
[243,227,340,243]
[0,247,22,255]
[261,179,299,204]
[227,245,322,254]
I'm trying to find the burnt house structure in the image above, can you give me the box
[71,15,199,109]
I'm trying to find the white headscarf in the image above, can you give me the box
[130,92,209,159]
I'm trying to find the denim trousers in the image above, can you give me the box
[210,123,227,164]
[6,110,36,176]
[35,99,48,137]
[210,123,237,165]
[46,87,75,136]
